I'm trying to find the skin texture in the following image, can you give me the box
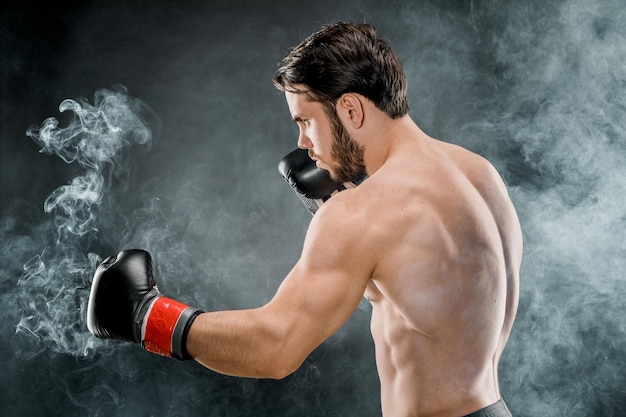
[187,87,522,417]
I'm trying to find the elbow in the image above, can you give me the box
[266,368,294,380]
[253,310,314,379]
[264,354,305,380]
[258,341,309,379]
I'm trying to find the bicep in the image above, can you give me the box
[263,201,374,358]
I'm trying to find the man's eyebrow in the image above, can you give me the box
[292,115,305,123]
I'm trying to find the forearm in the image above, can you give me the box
[186,307,303,379]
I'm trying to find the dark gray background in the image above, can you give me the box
[1,0,625,416]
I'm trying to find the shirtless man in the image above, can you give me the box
[87,22,522,417]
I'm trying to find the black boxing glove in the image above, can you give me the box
[278,148,366,215]
[87,249,203,360]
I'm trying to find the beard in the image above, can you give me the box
[324,109,366,183]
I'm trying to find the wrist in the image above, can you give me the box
[141,296,203,360]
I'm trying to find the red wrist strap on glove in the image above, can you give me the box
[141,296,202,360]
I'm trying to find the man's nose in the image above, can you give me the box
[297,131,312,150]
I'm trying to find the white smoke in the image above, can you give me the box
[2,1,625,416]
[15,85,156,356]
[468,1,626,415]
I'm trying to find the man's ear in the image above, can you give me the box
[337,93,364,129]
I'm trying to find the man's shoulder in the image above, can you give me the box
[300,187,381,276]
[306,186,383,244]
[442,141,499,173]
[310,179,404,244]
[313,188,364,224]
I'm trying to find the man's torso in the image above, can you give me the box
[351,137,522,416]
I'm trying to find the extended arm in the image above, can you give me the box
[87,193,373,377]
[186,197,374,378]
[86,150,371,376]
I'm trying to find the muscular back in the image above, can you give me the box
[355,137,522,416]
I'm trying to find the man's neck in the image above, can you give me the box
[361,115,426,175]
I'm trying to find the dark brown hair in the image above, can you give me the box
[273,22,409,119]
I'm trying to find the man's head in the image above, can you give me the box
[284,87,366,183]
[275,22,408,182]
[273,22,409,120]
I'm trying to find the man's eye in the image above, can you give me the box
[294,118,310,128]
